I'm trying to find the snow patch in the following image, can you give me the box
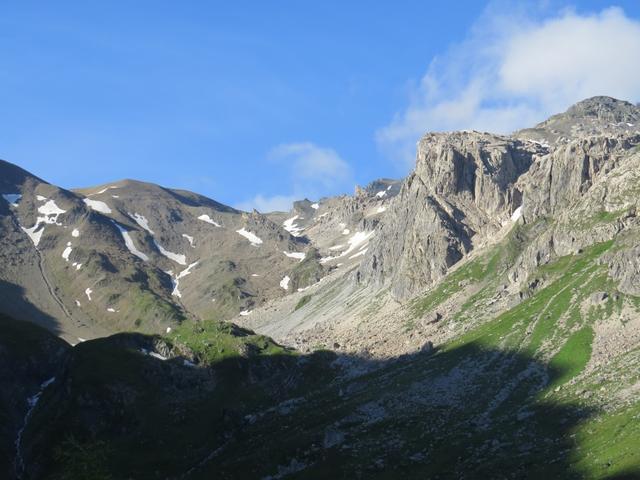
[329,244,345,251]
[280,275,290,290]
[129,212,154,234]
[198,214,221,227]
[85,288,93,301]
[283,251,305,261]
[511,205,523,222]
[153,239,187,265]
[169,261,199,298]
[75,300,81,307]
[236,228,263,246]
[91,185,118,196]
[36,195,47,202]
[349,248,368,259]
[375,190,386,198]
[342,229,350,235]
[107,308,116,313]
[319,255,339,264]
[311,203,319,209]
[342,231,374,257]
[140,348,168,361]
[62,243,72,262]
[71,228,80,237]
[376,206,386,214]
[39,200,66,221]
[22,225,44,246]
[182,234,195,247]
[239,310,252,316]
[21,199,67,247]
[83,198,112,214]
[112,221,149,261]
[283,215,304,236]
[526,139,551,149]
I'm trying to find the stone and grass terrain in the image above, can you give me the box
[1,96,640,479]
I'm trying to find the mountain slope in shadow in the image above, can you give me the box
[2,314,636,479]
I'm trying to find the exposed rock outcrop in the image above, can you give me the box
[358,132,544,299]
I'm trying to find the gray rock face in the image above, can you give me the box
[358,132,543,299]
[357,97,640,301]
[521,134,640,221]
[607,245,640,296]
[354,178,402,198]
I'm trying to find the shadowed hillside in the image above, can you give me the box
[1,313,638,479]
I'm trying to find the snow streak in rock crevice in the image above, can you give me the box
[236,228,263,246]
[128,212,154,234]
[111,221,149,261]
[153,239,187,265]
[283,216,304,236]
[15,377,56,478]
[168,261,199,298]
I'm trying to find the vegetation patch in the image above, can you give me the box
[165,319,292,364]
[547,326,594,391]
[294,294,312,311]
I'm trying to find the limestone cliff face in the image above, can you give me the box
[506,133,640,289]
[358,97,640,301]
[357,132,544,299]
[521,133,640,221]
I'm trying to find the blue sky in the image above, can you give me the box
[1,1,640,211]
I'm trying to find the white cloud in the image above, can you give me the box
[235,194,297,213]
[378,5,640,166]
[236,142,352,213]
[269,142,351,189]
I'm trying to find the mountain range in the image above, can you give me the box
[1,96,640,479]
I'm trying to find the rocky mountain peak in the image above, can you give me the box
[414,131,540,203]
[564,96,639,122]
[515,96,640,145]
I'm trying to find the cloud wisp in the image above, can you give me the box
[378,5,640,167]
[236,142,352,212]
